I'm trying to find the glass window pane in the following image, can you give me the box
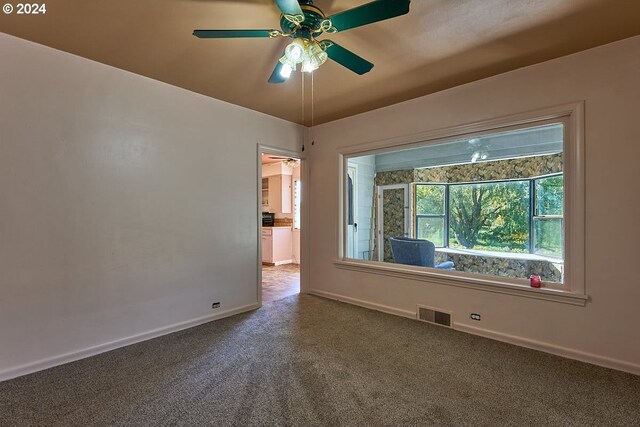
[416,185,445,215]
[416,217,445,247]
[449,181,530,252]
[534,218,563,258]
[536,175,564,216]
[347,175,354,225]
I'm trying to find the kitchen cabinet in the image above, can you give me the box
[261,178,269,209]
[261,229,273,263]
[261,227,293,265]
[263,174,291,214]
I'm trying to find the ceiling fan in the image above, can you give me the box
[264,155,300,167]
[193,0,411,83]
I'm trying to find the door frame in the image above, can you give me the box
[377,184,410,262]
[257,144,306,307]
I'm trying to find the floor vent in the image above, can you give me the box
[417,305,452,327]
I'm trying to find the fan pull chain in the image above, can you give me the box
[301,71,306,152]
[311,71,315,146]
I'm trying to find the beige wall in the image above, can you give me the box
[307,36,640,373]
[0,34,302,379]
[2,30,638,379]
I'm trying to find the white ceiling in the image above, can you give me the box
[373,124,563,172]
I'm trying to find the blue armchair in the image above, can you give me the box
[389,237,454,270]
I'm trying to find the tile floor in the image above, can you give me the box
[262,263,300,303]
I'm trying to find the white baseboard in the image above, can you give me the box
[0,302,260,382]
[262,260,294,266]
[454,323,640,376]
[308,289,416,319]
[309,289,640,376]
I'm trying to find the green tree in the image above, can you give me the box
[484,182,529,248]
[449,182,529,250]
[415,185,444,215]
[535,176,563,216]
[450,185,494,248]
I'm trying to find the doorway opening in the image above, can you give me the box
[259,150,302,303]
[377,184,409,262]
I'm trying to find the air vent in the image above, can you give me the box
[417,305,452,327]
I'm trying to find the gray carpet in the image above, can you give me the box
[1,294,639,426]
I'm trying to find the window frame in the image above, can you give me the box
[337,103,586,306]
[414,173,563,258]
[531,174,564,258]
[414,183,448,247]
[448,177,533,254]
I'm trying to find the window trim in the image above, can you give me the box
[338,102,586,303]
[532,174,565,258]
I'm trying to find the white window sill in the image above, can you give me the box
[334,259,588,306]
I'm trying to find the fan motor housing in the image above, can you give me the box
[280,1,325,36]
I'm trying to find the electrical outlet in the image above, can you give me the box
[211,302,221,309]
[470,313,481,321]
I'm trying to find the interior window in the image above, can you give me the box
[345,122,566,286]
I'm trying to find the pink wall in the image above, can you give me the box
[0,34,302,380]
[307,36,640,374]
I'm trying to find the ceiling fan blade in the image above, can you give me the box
[324,42,373,75]
[268,57,287,84]
[273,0,303,17]
[193,29,274,38]
[328,0,410,32]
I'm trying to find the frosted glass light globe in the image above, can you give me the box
[301,41,328,73]
[285,39,306,64]
[280,63,293,79]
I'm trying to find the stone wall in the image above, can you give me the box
[434,251,563,283]
[376,153,563,186]
[415,153,563,183]
[376,169,414,186]
[382,188,406,262]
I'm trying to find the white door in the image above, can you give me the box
[377,184,409,262]
[346,166,358,258]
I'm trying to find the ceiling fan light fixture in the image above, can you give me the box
[471,150,489,163]
[280,62,293,79]
[301,40,328,73]
[301,61,316,73]
[300,62,317,73]
[282,158,300,168]
[285,38,307,64]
